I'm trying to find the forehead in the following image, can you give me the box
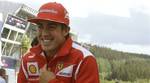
[36,21,59,25]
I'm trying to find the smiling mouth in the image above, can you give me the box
[41,39,53,45]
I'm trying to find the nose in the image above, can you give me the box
[41,34,50,40]
[41,27,51,39]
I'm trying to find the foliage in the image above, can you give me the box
[21,35,31,55]
[81,43,150,82]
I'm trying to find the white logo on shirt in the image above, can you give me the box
[56,65,74,77]
[27,62,39,76]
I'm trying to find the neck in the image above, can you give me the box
[44,50,57,57]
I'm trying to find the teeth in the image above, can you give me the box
[43,40,51,43]
[43,40,50,42]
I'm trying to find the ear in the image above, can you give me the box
[63,27,70,36]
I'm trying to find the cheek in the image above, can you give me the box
[38,29,51,38]
[59,33,67,41]
[52,32,64,41]
[37,32,42,39]
[58,31,66,38]
[38,28,43,33]
[37,29,42,35]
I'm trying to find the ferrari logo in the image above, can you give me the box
[57,63,64,70]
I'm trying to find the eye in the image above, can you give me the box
[47,23,58,30]
[36,23,43,29]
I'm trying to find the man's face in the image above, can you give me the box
[37,21,69,53]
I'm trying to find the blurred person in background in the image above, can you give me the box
[0,68,6,83]
[31,37,39,47]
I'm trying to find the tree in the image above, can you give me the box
[21,35,30,55]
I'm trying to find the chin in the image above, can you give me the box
[42,46,54,51]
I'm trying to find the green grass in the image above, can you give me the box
[100,79,150,83]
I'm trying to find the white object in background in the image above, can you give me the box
[0,13,4,66]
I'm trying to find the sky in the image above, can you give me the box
[3,0,150,55]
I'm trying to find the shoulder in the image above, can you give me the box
[21,51,37,62]
[22,44,42,60]
[0,77,6,83]
[71,42,95,59]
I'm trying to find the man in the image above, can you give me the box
[17,2,100,83]
[0,68,6,83]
